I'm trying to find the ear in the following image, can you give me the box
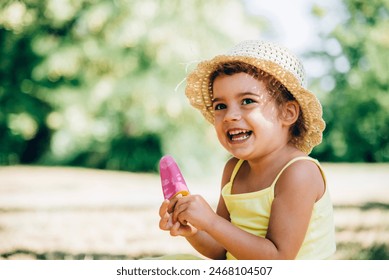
[280,100,300,126]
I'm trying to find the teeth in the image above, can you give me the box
[233,134,250,141]
[227,129,252,141]
[229,129,249,136]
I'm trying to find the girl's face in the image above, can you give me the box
[212,73,289,160]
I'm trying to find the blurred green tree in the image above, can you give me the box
[0,0,262,173]
[310,0,389,162]
[0,1,52,165]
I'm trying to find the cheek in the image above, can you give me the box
[214,122,224,139]
[213,113,225,129]
[246,109,280,131]
[214,122,229,146]
[250,105,279,123]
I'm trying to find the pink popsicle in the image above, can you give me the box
[159,155,189,200]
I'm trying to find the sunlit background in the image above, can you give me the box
[1,0,389,259]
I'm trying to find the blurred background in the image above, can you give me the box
[0,0,388,259]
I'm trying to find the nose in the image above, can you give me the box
[224,105,242,122]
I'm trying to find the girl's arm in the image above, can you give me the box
[182,158,238,259]
[159,195,227,259]
[182,200,228,260]
[159,158,238,259]
[173,159,324,259]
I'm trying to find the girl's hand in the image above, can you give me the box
[158,199,174,231]
[172,195,216,232]
[158,198,197,237]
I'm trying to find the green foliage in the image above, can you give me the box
[3,0,389,168]
[310,0,389,162]
[0,0,261,173]
[361,243,389,260]
[0,1,51,164]
[66,133,162,172]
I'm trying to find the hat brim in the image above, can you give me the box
[185,55,325,154]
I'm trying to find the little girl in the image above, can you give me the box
[159,40,336,260]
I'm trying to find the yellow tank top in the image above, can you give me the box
[221,156,336,260]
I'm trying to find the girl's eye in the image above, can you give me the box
[214,103,226,110]
[242,98,255,105]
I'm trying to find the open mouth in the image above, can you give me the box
[227,129,253,142]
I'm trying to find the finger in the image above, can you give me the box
[170,221,181,236]
[177,213,188,226]
[159,200,170,217]
[172,201,188,224]
[167,193,183,213]
[167,199,178,214]
[159,212,172,230]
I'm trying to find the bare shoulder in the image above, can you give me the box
[275,159,325,202]
[220,157,240,189]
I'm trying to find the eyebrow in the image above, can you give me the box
[211,92,261,103]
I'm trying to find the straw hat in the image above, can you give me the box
[185,40,325,154]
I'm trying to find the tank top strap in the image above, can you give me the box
[230,159,245,183]
[271,156,326,187]
[229,157,326,188]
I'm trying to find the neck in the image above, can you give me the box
[245,144,305,174]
